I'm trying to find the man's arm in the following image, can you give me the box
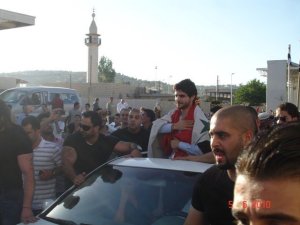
[17,153,37,224]
[62,146,85,185]
[113,141,142,157]
[171,139,202,155]
[184,206,207,225]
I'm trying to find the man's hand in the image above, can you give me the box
[39,169,54,181]
[128,149,142,157]
[72,172,86,186]
[173,120,194,130]
[170,139,180,149]
[50,108,62,121]
[21,207,38,224]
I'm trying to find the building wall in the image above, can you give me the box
[266,60,287,111]
[0,77,24,91]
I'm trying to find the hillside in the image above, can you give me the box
[0,70,217,96]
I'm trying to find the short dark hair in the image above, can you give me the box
[277,102,299,119]
[82,111,102,127]
[36,112,51,123]
[214,105,258,135]
[174,79,197,98]
[236,121,300,180]
[210,105,222,114]
[22,115,40,130]
[143,108,156,122]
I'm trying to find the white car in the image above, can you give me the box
[22,157,212,225]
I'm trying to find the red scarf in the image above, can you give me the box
[162,104,196,158]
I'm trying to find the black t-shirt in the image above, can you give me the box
[63,132,119,175]
[0,125,32,190]
[111,127,149,152]
[192,165,235,225]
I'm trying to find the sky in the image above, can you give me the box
[1,0,300,86]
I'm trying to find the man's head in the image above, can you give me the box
[120,108,130,128]
[96,108,108,124]
[22,115,41,145]
[113,113,121,126]
[74,102,80,109]
[174,79,197,110]
[233,122,300,224]
[128,108,142,133]
[36,112,53,136]
[209,105,257,170]
[141,108,155,127]
[258,112,274,130]
[80,111,102,138]
[275,102,299,124]
[85,103,90,111]
[109,97,113,102]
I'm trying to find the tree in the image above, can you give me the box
[234,79,266,106]
[98,56,116,82]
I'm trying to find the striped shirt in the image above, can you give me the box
[32,139,61,210]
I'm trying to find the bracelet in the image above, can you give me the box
[22,206,31,209]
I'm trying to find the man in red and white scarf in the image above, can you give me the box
[148,79,213,162]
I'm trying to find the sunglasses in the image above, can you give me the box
[79,124,92,131]
[275,116,287,122]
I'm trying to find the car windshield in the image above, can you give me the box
[0,89,28,103]
[41,165,201,225]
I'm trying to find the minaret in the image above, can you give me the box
[85,9,101,83]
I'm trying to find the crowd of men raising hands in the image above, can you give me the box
[1,78,299,225]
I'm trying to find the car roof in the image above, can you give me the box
[5,86,77,92]
[109,157,213,173]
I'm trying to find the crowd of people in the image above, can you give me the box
[1,78,300,225]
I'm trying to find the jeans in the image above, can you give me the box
[0,188,23,225]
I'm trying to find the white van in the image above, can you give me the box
[0,86,81,116]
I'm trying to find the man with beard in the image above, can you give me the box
[62,111,141,187]
[148,79,212,161]
[112,108,149,152]
[184,105,257,225]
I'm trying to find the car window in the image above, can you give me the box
[42,165,201,225]
[49,93,78,104]
[0,89,28,103]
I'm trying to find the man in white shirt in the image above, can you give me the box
[117,99,129,113]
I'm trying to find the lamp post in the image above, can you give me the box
[230,73,235,105]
